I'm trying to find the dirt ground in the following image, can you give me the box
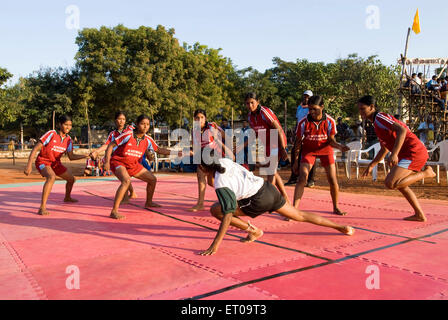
[1,158,447,201]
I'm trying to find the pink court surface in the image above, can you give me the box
[0,174,447,300]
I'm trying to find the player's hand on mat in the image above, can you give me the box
[388,153,399,167]
[104,161,110,172]
[24,166,32,176]
[199,247,218,256]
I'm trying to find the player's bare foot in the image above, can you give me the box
[37,208,50,216]
[423,166,436,179]
[145,202,162,208]
[241,224,264,243]
[333,208,347,216]
[339,226,355,236]
[64,197,78,203]
[188,204,205,212]
[110,211,126,220]
[404,214,427,222]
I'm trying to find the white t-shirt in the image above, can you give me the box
[214,158,264,200]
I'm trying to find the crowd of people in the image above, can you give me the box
[404,72,448,110]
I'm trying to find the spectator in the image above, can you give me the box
[352,120,364,144]
[416,73,423,86]
[84,158,99,176]
[336,117,350,144]
[28,138,37,148]
[426,75,439,91]
[417,115,435,147]
[364,120,378,158]
[406,73,421,94]
[220,119,231,131]
[8,140,15,151]
[285,90,316,187]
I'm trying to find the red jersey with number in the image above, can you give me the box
[36,130,73,165]
[296,114,337,154]
[373,112,427,160]
[111,131,159,166]
[247,106,286,154]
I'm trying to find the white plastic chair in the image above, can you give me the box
[343,141,362,179]
[348,143,387,181]
[425,140,448,184]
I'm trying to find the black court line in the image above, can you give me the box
[352,226,436,244]
[185,227,448,300]
[84,191,332,262]
[152,189,437,245]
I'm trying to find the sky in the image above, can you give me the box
[1,0,446,84]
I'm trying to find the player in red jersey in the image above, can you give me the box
[245,93,290,205]
[24,115,88,216]
[104,114,182,220]
[358,96,436,222]
[293,96,350,215]
[189,109,234,212]
[89,111,137,201]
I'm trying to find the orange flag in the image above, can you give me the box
[412,9,421,34]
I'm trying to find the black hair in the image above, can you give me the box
[308,95,324,107]
[58,114,72,125]
[418,73,423,76]
[115,111,126,120]
[245,92,259,101]
[411,73,417,77]
[136,114,150,125]
[200,148,226,174]
[358,95,379,111]
[194,109,207,118]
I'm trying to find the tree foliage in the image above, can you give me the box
[0,25,400,135]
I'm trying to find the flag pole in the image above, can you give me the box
[401,27,411,82]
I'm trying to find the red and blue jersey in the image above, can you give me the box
[296,113,337,154]
[105,125,135,151]
[193,122,224,150]
[248,106,286,150]
[111,131,159,166]
[373,112,427,160]
[36,130,73,165]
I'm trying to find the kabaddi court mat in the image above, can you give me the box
[0,174,447,300]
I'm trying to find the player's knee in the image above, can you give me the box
[210,204,223,219]
[385,179,396,190]
[47,174,56,182]
[148,175,157,185]
[67,176,75,184]
[122,178,131,186]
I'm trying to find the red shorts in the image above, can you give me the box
[110,160,144,177]
[35,161,67,176]
[301,151,335,167]
[397,155,428,172]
